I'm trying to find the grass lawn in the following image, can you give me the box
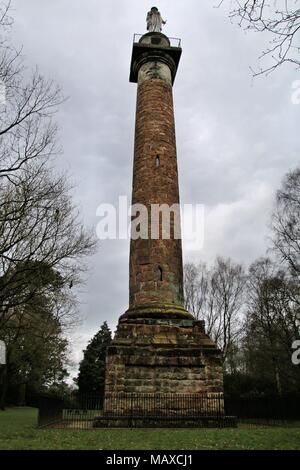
[0,407,300,450]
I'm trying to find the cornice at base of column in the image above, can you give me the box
[119,303,195,322]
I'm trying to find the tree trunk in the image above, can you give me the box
[275,362,282,396]
[17,382,26,406]
[0,365,7,410]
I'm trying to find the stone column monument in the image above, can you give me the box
[104,10,223,399]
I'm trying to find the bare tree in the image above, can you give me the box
[245,257,300,394]
[0,1,62,184]
[0,163,97,331]
[272,167,300,278]
[0,1,97,330]
[0,2,98,408]
[184,262,209,320]
[184,257,246,366]
[209,257,245,364]
[219,0,300,75]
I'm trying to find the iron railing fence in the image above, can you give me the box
[225,394,300,424]
[37,392,300,429]
[133,33,182,48]
[104,393,223,418]
[37,392,224,429]
[37,392,103,428]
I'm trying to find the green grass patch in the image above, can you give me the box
[0,407,300,450]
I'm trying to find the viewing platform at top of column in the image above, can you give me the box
[129,32,182,84]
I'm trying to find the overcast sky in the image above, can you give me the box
[10,0,299,378]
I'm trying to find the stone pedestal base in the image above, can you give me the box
[104,305,223,396]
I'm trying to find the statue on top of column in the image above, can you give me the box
[146,7,166,33]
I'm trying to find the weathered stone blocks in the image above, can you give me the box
[104,32,224,407]
[105,315,223,396]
